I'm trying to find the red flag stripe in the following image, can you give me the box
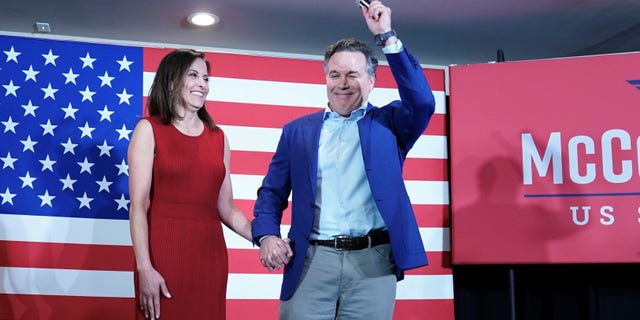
[0,294,134,320]
[0,240,450,276]
[230,150,448,181]
[226,298,455,320]
[0,241,133,271]
[0,294,454,320]
[228,249,451,275]
[394,299,456,320]
[208,102,447,135]
[234,200,450,228]
[142,49,446,91]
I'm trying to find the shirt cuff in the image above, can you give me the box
[258,234,274,245]
[382,39,403,54]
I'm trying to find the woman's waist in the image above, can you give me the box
[149,201,219,221]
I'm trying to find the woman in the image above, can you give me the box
[128,49,251,319]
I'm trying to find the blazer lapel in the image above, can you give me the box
[303,111,323,197]
[357,104,375,166]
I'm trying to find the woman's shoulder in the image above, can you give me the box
[142,115,163,125]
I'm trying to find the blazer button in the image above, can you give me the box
[309,202,315,207]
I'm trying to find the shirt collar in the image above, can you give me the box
[323,102,368,120]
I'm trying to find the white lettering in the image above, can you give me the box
[570,206,590,226]
[522,133,563,185]
[599,206,615,225]
[568,135,595,184]
[522,129,638,185]
[602,129,632,183]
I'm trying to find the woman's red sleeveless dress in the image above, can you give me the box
[135,116,228,319]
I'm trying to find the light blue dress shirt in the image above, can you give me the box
[311,40,404,240]
[312,105,387,240]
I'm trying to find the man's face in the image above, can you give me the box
[325,51,375,116]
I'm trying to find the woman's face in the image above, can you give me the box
[178,58,209,112]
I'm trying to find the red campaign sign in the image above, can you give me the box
[449,52,640,264]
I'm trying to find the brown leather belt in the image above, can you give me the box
[309,230,390,251]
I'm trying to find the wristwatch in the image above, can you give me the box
[374,29,397,47]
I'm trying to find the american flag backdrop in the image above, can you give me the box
[1,35,452,319]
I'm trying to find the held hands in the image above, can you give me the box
[138,267,171,319]
[259,236,293,271]
[361,1,393,35]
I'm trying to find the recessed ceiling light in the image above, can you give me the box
[187,12,219,27]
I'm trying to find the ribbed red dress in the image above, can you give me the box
[135,115,228,319]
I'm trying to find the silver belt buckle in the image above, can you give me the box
[334,235,351,251]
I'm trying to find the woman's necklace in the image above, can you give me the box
[173,119,203,136]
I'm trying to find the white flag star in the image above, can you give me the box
[97,140,114,157]
[38,190,55,207]
[80,52,97,69]
[116,124,133,141]
[39,154,56,172]
[42,49,59,66]
[20,171,37,189]
[61,138,78,155]
[1,152,18,169]
[96,176,113,193]
[61,102,79,119]
[20,135,38,152]
[115,194,130,211]
[0,187,17,205]
[117,55,133,71]
[41,119,57,136]
[98,70,115,87]
[77,192,94,209]
[60,174,77,191]
[41,83,58,100]
[2,116,19,133]
[78,121,95,138]
[22,65,40,82]
[79,85,96,102]
[97,105,114,122]
[21,100,39,117]
[77,157,95,174]
[62,68,80,84]
[4,46,21,63]
[115,159,129,176]
[3,80,20,97]
[117,88,133,105]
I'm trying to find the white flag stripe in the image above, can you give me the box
[405,180,451,205]
[223,225,450,252]
[369,90,447,115]
[396,275,455,300]
[0,213,131,246]
[0,267,450,300]
[0,213,448,252]
[421,227,451,252]
[0,267,134,298]
[407,135,448,159]
[222,125,448,159]
[230,174,448,205]
[143,72,446,114]
[227,274,454,300]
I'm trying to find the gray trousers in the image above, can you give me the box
[279,243,396,320]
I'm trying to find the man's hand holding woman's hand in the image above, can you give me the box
[259,236,293,271]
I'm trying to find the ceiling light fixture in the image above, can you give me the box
[187,12,219,27]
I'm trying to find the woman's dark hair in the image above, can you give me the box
[147,48,217,129]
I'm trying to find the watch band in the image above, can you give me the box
[374,29,397,47]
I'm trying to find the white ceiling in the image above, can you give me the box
[1,0,639,66]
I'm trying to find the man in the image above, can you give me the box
[251,1,435,319]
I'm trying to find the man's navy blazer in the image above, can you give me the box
[252,46,436,301]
